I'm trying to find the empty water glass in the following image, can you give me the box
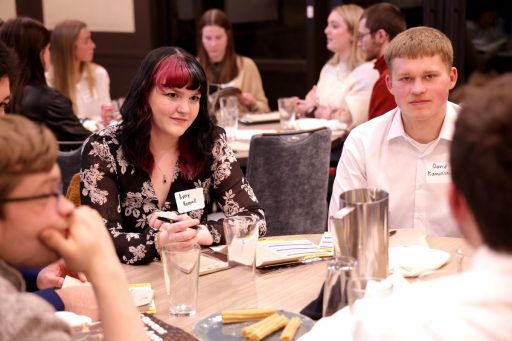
[223,216,259,271]
[219,96,239,142]
[322,256,356,317]
[277,97,297,130]
[161,243,200,316]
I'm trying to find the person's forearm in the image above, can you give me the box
[89,265,147,341]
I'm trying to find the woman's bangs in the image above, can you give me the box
[153,56,201,91]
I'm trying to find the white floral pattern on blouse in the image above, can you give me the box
[80,125,266,264]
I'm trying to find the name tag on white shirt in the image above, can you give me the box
[426,162,450,183]
[175,188,205,213]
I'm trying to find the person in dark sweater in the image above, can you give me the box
[0,17,90,141]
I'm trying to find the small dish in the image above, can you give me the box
[193,310,314,340]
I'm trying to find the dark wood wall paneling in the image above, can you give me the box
[15,0,481,104]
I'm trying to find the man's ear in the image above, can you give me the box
[374,29,389,44]
[385,74,394,95]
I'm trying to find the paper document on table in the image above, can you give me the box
[239,112,280,124]
[318,232,333,249]
[256,238,333,268]
[199,254,229,275]
[129,283,156,314]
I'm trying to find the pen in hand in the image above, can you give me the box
[157,216,200,229]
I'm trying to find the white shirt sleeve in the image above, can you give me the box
[328,130,368,224]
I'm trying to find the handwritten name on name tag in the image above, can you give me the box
[426,162,450,183]
[175,188,205,213]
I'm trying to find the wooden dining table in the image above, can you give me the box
[122,232,474,336]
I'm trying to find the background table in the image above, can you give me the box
[230,120,348,166]
[123,233,474,334]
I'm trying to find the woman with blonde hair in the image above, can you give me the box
[198,8,269,113]
[48,20,111,120]
[297,4,378,127]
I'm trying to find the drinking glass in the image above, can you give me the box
[161,243,200,316]
[277,97,297,130]
[219,96,239,142]
[223,216,259,271]
[322,256,356,317]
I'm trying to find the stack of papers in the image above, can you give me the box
[256,237,333,268]
[239,112,280,124]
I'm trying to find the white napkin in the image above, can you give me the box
[62,275,91,288]
[55,311,92,328]
[389,246,451,277]
[128,286,154,307]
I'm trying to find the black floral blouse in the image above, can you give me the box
[80,125,266,265]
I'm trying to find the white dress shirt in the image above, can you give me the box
[75,64,111,120]
[329,102,461,237]
[316,61,378,126]
[300,246,512,341]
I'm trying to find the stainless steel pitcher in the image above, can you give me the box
[330,188,389,278]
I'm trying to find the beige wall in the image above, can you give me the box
[0,0,17,20]
[42,0,135,32]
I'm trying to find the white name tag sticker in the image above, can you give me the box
[426,162,451,183]
[175,188,205,213]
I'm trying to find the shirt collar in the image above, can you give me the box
[386,102,460,142]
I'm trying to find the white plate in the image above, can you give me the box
[193,310,314,340]
[389,246,451,277]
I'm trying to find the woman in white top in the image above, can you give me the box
[48,20,111,120]
[297,4,378,127]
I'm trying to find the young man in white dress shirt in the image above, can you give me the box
[329,26,460,236]
[302,73,512,341]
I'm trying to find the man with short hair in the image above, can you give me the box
[0,115,146,340]
[0,39,100,318]
[358,2,406,120]
[303,72,512,341]
[329,27,460,237]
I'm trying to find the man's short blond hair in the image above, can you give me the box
[384,26,453,74]
[0,115,58,217]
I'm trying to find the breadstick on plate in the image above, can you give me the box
[280,316,301,341]
[249,314,289,341]
[241,313,281,338]
[221,308,276,323]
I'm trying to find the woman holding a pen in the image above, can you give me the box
[80,47,266,265]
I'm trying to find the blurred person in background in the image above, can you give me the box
[0,17,90,141]
[296,4,378,127]
[357,2,406,120]
[198,8,269,113]
[47,20,111,121]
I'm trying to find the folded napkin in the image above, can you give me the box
[389,246,451,277]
